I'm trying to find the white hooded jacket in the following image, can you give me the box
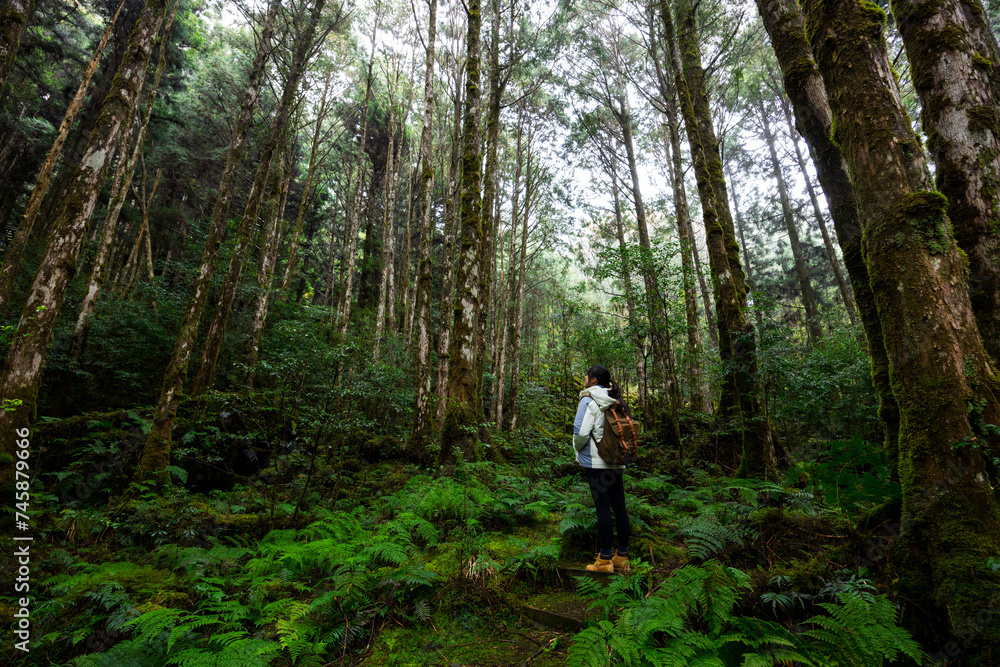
[572,385,625,470]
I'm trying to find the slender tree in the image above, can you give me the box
[440,0,483,463]
[70,0,175,359]
[0,0,169,491]
[662,0,776,477]
[411,0,440,455]
[803,0,1000,653]
[757,96,823,344]
[338,0,383,335]
[139,0,324,478]
[0,0,125,315]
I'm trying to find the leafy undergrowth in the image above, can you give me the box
[4,397,925,667]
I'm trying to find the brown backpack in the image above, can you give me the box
[590,403,639,465]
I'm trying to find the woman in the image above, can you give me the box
[573,364,631,573]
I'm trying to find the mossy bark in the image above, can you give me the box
[892,0,1000,368]
[803,0,1000,657]
[0,0,33,97]
[434,63,465,424]
[441,0,483,465]
[755,0,899,468]
[0,0,167,493]
[662,0,776,478]
[647,7,710,412]
[0,0,120,316]
[474,0,505,415]
[410,0,438,458]
[71,2,175,360]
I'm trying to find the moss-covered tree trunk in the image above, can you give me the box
[662,0,776,477]
[440,0,483,464]
[0,0,124,316]
[0,0,167,492]
[803,0,1000,655]
[434,61,465,424]
[0,0,33,98]
[411,0,440,457]
[71,2,175,360]
[756,0,899,468]
[892,0,1000,367]
[758,96,823,344]
[647,7,710,411]
[777,92,857,324]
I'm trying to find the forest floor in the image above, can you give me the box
[2,392,913,666]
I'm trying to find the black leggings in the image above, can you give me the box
[584,468,630,552]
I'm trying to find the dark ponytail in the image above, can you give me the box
[586,364,632,416]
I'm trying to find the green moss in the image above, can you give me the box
[895,190,954,254]
[973,51,994,72]
[968,104,1000,135]
[0,452,12,466]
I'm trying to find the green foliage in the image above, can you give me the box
[568,561,924,666]
[786,436,900,511]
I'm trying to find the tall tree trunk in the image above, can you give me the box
[338,2,382,335]
[0,0,167,492]
[0,0,34,97]
[724,162,757,297]
[609,148,646,414]
[803,0,1000,653]
[434,61,465,424]
[138,0,307,478]
[475,0,505,417]
[71,0,174,359]
[411,0,440,456]
[441,0,483,463]
[892,0,1000,367]
[758,97,823,344]
[493,108,524,429]
[645,2,713,390]
[374,104,399,361]
[281,71,332,298]
[0,0,124,315]
[190,0,327,397]
[778,92,857,324]
[615,95,681,449]
[755,0,898,466]
[663,119,709,411]
[663,0,775,477]
[244,154,288,386]
[506,131,532,432]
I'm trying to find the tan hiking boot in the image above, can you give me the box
[611,554,630,574]
[586,556,614,573]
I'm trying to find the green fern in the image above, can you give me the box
[567,561,925,667]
